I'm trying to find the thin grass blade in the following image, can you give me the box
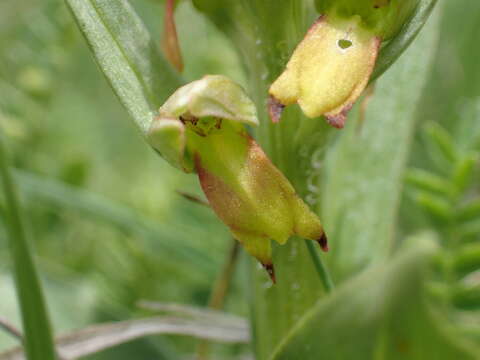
[0,135,56,360]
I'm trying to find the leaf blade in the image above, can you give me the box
[65,0,183,133]
[322,3,442,279]
[0,136,56,360]
[270,238,479,360]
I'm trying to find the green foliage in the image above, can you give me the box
[271,237,478,360]
[14,169,217,274]
[0,1,239,358]
[0,136,56,359]
[406,119,480,320]
[65,0,183,133]
[323,5,440,280]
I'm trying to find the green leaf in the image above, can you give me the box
[414,191,452,220]
[452,244,480,278]
[456,199,480,223]
[458,220,480,240]
[0,136,56,360]
[456,199,480,221]
[322,4,442,279]
[270,239,479,360]
[65,0,183,134]
[406,168,451,196]
[423,122,458,170]
[451,285,480,311]
[452,153,478,196]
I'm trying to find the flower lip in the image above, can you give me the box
[268,16,381,127]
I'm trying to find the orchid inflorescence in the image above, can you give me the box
[155,0,422,282]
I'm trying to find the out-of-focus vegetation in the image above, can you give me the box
[0,0,479,359]
[0,0,249,358]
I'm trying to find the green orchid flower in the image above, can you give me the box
[147,75,327,282]
[269,0,420,127]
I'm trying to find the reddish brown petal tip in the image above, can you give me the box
[326,104,353,129]
[268,96,285,123]
[262,262,276,284]
[326,114,346,129]
[317,232,329,252]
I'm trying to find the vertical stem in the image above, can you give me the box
[304,241,334,293]
[207,240,241,309]
[0,134,57,360]
[243,3,336,359]
[194,2,336,358]
[196,240,241,360]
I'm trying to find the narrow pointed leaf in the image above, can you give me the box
[65,0,183,133]
[0,136,56,360]
[322,4,442,279]
[271,239,479,360]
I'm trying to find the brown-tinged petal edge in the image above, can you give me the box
[262,263,276,284]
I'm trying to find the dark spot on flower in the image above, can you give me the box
[326,103,353,129]
[338,39,353,49]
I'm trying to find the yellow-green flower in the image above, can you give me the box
[269,0,419,127]
[148,75,327,281]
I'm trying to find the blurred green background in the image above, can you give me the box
[0,0,479,359]
[0,0,249,358]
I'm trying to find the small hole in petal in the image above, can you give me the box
[338,39,353,49]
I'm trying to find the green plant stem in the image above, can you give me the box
[304,241,334,293]
[231,4,336,359]
[207,240,241,309]
[0,134,56,360]
[196,240,241,360]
